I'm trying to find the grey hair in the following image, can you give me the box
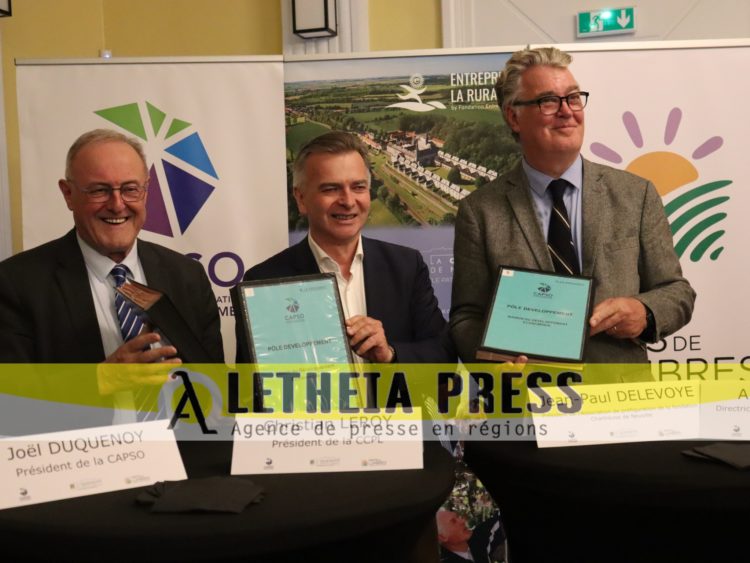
[495,47,573,140]
[65,129,148,180]
[292,130,371,190]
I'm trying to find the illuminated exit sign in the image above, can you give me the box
[577,7,636,38]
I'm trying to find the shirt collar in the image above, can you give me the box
[77,233,140,284]
[307,234,364,273]
[522,154,583,197]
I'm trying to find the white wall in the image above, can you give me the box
[442,0,750,48]
[281,0,369,55]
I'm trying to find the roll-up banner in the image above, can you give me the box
[16,41,750,371]
[284,41,750,373]
[17,57,289,362]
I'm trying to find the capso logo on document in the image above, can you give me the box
[95,102,218,238]
[285,298,300,313]
[591,108,730,263]
[534,284,553,298]
[284,298,304,322]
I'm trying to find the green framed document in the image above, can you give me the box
[232,274,353,364]
[477,267,594,363]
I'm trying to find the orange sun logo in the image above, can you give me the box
[591,108,730,262]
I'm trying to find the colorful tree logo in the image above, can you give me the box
[591,108,729,261]
[95,102,218,237]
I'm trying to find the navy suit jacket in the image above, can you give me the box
[0,229,223,363]
[235,236,455,363]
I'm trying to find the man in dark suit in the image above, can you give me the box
[0,129,222,388]
[450,47,695,364]
[236,131,453,364]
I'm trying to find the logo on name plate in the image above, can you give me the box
[311,456,340,467]
[362,458,386,467]
[95,101,218,238]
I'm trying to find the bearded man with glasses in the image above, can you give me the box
[450,46,695,365]
[0,129,223,374]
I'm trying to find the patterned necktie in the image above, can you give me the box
[111,265,160,420]
[111,265,145,341]
[547,179,580,276]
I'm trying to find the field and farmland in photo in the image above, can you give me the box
[284,75,521,230]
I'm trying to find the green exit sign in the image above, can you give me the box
[577,7,636,38]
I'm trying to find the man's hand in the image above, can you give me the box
[346,315,394,363]
[589,297,647,339]
[104,332,181,364]
[98,333,181,395]
[506,354,528,369]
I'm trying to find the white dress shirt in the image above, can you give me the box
[308,234,366,362]
[78,234,148,421]
[77,234,147,357]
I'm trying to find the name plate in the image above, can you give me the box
[478,267,593,363]
[233,274,353,364]
[0,421,186,510]
[700,381,750,440]
[533,381,700,447]
[230,411,423,474]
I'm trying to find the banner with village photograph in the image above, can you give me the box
[284,42,750,372]
[284,52,515,319]
[17,57,288,363]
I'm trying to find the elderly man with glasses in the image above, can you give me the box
[0,129,223,377]
[450,46,695,365]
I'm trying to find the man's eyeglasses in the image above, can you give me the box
[511,91,589,115]
[69,182,148,202]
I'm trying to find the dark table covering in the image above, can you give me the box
[465,440,750,563]
[0,441,454,563]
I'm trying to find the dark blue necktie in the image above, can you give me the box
[547,179,580,276]
[112,265,161,420]
[111,265,145,341]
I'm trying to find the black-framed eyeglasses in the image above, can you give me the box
[512,91,589,115]
[69,181,148,202]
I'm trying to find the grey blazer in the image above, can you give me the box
[449,158,696,364]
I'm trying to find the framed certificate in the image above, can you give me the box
[232,274,353,364]
[477,267,594,363]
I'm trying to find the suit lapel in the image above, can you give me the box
[505,165,554,270]
[361,237,381,320]
[581,159,604,276]
[55,230,105,360]
[139,240,172,293]
[291,237,321,275]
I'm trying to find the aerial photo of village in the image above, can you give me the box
[284,71,522,230]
